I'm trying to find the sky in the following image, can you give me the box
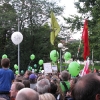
[59,0,82,40]
[58,0,78,17]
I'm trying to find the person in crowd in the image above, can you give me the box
[0,58,15,100]
[15,88,39,100]
[0,98,6,100]
[22,80,30,88]
[51,75,64,100]
[39,93,56,100]
[45,73,51,82]
[14,75,23,82]
[23,70,32,80]
[72,73,100,100]
[59,70,71,100]
[29,74,37,90]
[37,75,44,81]
[51,75,60,84]
[36,78,50,94]
[10,82,25,100]
[50,82,58,99]
[60,70,71,92]
[64,77,79,100]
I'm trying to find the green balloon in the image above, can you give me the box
[2,54,8,59]
[34,64,37,68]
[14,64,18,70]
[64,52,71,60]
[39,60,44,65]
[34,69,37,72]
[28,66,32,70]
[39,70,42,72]
[30,54,35,60]
[31,67,32,70]
[21,70,24,74]
[50,50,59,62]
[68,61,80,77]
[15,70,19,75]
[40,67,42,70]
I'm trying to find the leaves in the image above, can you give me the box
[0,0,63,70]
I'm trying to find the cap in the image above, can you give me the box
[29,74,37,80]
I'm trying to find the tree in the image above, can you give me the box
[64,0,100,61]
[0,3,17,61]
[0,0,64,71]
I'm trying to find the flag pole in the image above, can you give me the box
[77,39,81,59]
[92,49,94,72]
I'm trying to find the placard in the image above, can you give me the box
[32,69,34,73]
[43,63,52,73]
[52,65,58,72]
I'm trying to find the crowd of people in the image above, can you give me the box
[0,58,100,100]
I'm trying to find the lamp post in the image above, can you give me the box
[58,43,63,73]
[11,18,23,74]
[18,17,20,74]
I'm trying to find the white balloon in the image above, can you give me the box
[11,32,23,45]
[58,43,63,48]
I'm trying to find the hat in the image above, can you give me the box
[29,74,36,80]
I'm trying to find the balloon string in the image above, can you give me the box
[28,60,32,67]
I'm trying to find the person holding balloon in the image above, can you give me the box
[0,58,15,100]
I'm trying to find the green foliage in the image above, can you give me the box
[63,15,83,32]
[0,0,63,71]
[63,0,100,61]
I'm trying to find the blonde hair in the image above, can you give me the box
[39,93,56,100]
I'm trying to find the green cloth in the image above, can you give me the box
[60,81,70,92]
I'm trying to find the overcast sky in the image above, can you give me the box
[59,0,78,17]
[59,0,81,40]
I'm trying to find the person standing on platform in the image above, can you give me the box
[0,58,15,100]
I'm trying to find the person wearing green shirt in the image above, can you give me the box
[60,70,71,92]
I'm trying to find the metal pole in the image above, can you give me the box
[77,39,81,59]
[60,49,62,73]
[18,17,20,74]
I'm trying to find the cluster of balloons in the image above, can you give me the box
[28,60,43,73]
[50,50,71,62]
[11,32,23,45]
[14,64,19,75]
[30,54,35,60]
[27,65,42,73]
[14,64,24,75]
[50,50,59,62]
[2,54,8,59]
[68,61,80,77]
[28,66,32,71]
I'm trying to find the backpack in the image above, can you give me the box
[61,81,69,93]
[61,81,70,100]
